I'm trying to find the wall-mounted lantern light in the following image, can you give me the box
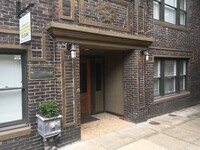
[140,50,149,61]
[67,42,78,59]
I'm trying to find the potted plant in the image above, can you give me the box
[36,100,62,138]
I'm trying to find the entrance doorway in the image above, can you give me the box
[80,57,104,116]
[80,52,129,140]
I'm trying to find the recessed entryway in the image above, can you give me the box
[80,50,132,140]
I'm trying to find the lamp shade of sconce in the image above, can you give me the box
[140,50,149,61]
[67,42,78,59]
[71,51,76,59]
[146,55,149,61]
[144,51,149,61]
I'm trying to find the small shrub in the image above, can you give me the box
[38,100,58,118]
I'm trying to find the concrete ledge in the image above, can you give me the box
[46,22,154,50]
[0,44,28,50]
[0,28,43,37]
[153,92,190,105]
[149,46,193,53]
[154,20,191,32]
[0,126,31,141]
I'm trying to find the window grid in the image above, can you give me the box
[164,60,176,94]
[153,0,187,26]
[153,1,161,20]
[179,60,187,91]
[0,53,27,129]
[153,59,188,98]
[164,4,177,24]
[154,60,161,96]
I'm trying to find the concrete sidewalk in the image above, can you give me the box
[59,105,200,150]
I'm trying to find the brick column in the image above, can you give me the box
[123,49,149,123]
[55,42,81,146]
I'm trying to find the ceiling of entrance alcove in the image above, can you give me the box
[79,43,127,55]
[79,43,136,55]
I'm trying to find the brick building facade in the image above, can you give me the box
[0,0,200,149]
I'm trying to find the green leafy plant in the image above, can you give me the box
[38,100,58,118]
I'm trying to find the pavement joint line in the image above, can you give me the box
[171,116,200,128]
[100,144,108,150]
[108,138,137,150]
[145,123,171,133]
[160,132,200,147]
[115,132,137,141]
[134,131,159,140]
[113,125,160,142]
[113,138,157,150]
[193,137,200,146]
[146,114,197,132]
[178,125,200,137]
[153,114,200,147]
[117,127,154,137]
[90,131,137,150]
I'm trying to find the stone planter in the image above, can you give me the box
[36,114,62,138]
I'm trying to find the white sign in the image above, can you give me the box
[19,12,31,44]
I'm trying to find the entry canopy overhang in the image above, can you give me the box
[47,22,154,50]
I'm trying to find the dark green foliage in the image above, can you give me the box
[38,100,58,118]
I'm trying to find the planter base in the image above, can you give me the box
[36,114,62,138]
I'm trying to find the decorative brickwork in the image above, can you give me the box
[59,0,75,20]
[79,0,131,31]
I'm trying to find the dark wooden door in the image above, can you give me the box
[80,58,91,116]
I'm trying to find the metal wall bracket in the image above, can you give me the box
[16,1,34,18]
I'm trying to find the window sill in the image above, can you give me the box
[153,92,190,105]
[154,19,191,32]
[0,126,31,141]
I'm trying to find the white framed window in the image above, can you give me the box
[165,0,177,7]
[0,54,27,128]
[153,1,160,20]
[165,5,176,24]
[180,0,187,25]
[153,59,188,98]
[164,60,176,94]
[180,60,186,91]
[153,0,187,26]
[154,60,161,96]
